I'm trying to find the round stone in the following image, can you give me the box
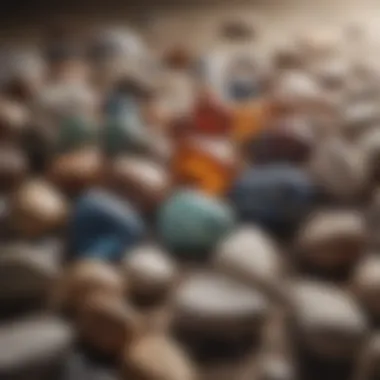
[123,334,196,380]
[172,136,239,196]
[352,255,380,322]
[341,102,380,139]
[270,71,323,111]
[77,292,139,356]
[109,156,170,213]
[224,56,262,102]
[0,240,63,306]
[230,164,316,236]
[157,189,235,259]
[192,92,232,135]
[245,115,314,165]
[122,244,177,307]
[0,144,28,193]
[10,179,69,238]
[309,137,369,201]
[291,280,368,360]
[102,106,149,156]
[174,271,269,332]
[35,81,98,125]
[173,271,269,362]
[47,148,104,196]
[54,259,125,315]
[296,210,367,276]
[0,98,30,141]
[55,116,98,153]
[0,314,73,379]
[213,226,282,297]
[68,190,145,261]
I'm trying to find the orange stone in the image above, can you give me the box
[172,135,239,196]
[231,98,273,144]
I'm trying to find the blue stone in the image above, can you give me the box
[229,164,317,235]
[68,190,145,261]
[226,78,261,102]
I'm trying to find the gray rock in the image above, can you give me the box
[0,314,73,380]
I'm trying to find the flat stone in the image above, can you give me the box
[0,314,73,380]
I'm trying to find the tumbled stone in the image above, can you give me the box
[68,190,145,261]
[0,314,73,380]
[157,189,235,260]
[10,179,69,238]
[122,244,177,307]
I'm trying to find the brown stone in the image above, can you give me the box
[10,179,68,238]
[0,144,28,193]
[123,334,196,380]
[122,244,177,307]
[47,148,104,196]
[297,210,367,275]
[110,156,171,212]
[53,259,125,315]
[77,291,140,356]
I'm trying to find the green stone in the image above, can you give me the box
[56,116,97,153]
[103,111,149,156]
[157,189,235,259]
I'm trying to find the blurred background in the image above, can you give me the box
[2,0,380,46]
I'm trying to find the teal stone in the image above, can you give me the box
[103,102,149,156]
[57,116,97,153]
[157,190,235,259]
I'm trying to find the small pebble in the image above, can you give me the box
[10,179,69,238]
[157,189,235,260]
[122,244,177,307]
